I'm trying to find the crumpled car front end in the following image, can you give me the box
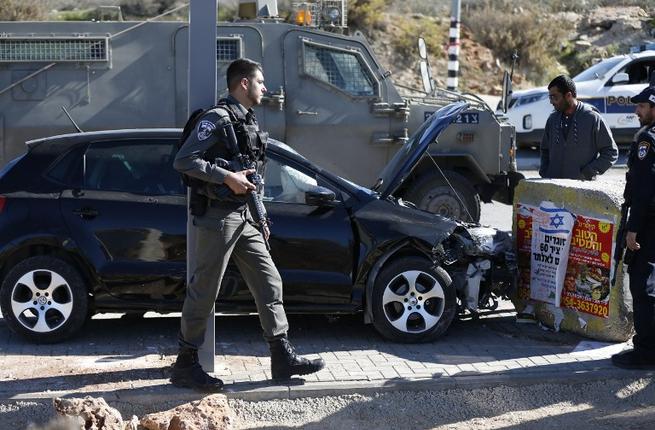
[435,225,517,317]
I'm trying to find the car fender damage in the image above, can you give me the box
[437,225,517,316]
[359,198,516,326]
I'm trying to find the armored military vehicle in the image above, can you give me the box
[0,1,519,221]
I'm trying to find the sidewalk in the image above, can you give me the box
[1,306,650,408]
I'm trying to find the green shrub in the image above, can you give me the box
[463,2,573,84]
[54,9,98,21]
[119,0,178,19]
[391,16,446,64]
[0,0,46,21]
[349,0,394,32]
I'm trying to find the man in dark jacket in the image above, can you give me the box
[611,86,655,369]
[539,75,618,179]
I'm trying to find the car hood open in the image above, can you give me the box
[372,101,469,199]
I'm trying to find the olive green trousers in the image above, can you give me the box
[179,207,288,349]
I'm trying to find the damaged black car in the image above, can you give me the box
[0,102,515,343]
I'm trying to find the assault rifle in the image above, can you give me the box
[612,202,630,286]
[214,123,270,251]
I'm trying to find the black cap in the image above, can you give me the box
[630,86,655,104]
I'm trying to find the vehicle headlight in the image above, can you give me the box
[523,115,532,130]
[517,92,548,106]
[322,6,341,25]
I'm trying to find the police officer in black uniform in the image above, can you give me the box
[170,58,324,391]
[611,86,655,369]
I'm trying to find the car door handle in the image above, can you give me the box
[72,207,99,219]
[296,110,318,116]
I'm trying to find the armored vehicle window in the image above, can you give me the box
[303,43,376,96]
[83,139,183,195]
[0,38,108,62]
[216,38,241,62]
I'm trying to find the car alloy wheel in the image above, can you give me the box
[382,269,445,333]
[11,269,73,333]
[372,256,456,342]
[0,256,89,342]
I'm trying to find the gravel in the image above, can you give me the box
[3,377,653,429]
[229,377,655,429]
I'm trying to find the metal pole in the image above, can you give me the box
[447,0,461,91]
[188,0,218,372]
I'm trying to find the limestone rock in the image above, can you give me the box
[140,394,235,430]
[582,6,648,29]
[512,178,633,342]
[53,396,124,430]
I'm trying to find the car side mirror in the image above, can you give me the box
[305,186,336,206]
[611,72,629,85]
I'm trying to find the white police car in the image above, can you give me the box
[504,49,655,148]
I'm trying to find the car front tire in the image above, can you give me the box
[0,256,89,343]
[372,257,456,343]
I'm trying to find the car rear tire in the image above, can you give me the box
[405,171,481,222]
[372,257,456,343]
[0,256,89,343]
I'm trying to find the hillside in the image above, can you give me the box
[360,6,654,95]
[4,1,655,94]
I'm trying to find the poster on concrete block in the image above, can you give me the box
[529,202,575,306]
[515,203,535,301]
[561,215,615,318]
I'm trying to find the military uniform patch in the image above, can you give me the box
[638,141,650,160]
[197,120,216,141]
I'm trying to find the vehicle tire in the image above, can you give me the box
[0,256,89,343]
[371,257,456,343]
[405,171,481,222]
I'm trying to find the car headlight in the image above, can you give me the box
[516,92,548,106]
[523,115,532,130]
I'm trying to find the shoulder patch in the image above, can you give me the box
[638,141,651,160]
[197,119,216,141]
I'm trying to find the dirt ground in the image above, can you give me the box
[229,378,655,429]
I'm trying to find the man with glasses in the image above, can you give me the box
[539,75,618,179]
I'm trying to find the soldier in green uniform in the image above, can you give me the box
[612,86,655,369]
[170,58,324,390]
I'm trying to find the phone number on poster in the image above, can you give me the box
[562,296,609,318]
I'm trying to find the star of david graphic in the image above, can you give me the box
[549,213,564,228]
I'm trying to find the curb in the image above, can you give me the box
[2,367,652,405]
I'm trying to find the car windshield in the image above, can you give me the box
[573,57,624,82]
[342,177,376,195]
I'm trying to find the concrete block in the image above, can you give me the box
[512,178,633,342]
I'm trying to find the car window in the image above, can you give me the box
[264,157,341,203]
[573,57,624,82]
[46,145,85,186]
[303,42,376,96]
[83,139,184,195]
[616,60,655,85]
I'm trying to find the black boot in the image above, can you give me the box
[170,347,224,391]
[611,349,655,370]
[269,336,325,380]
